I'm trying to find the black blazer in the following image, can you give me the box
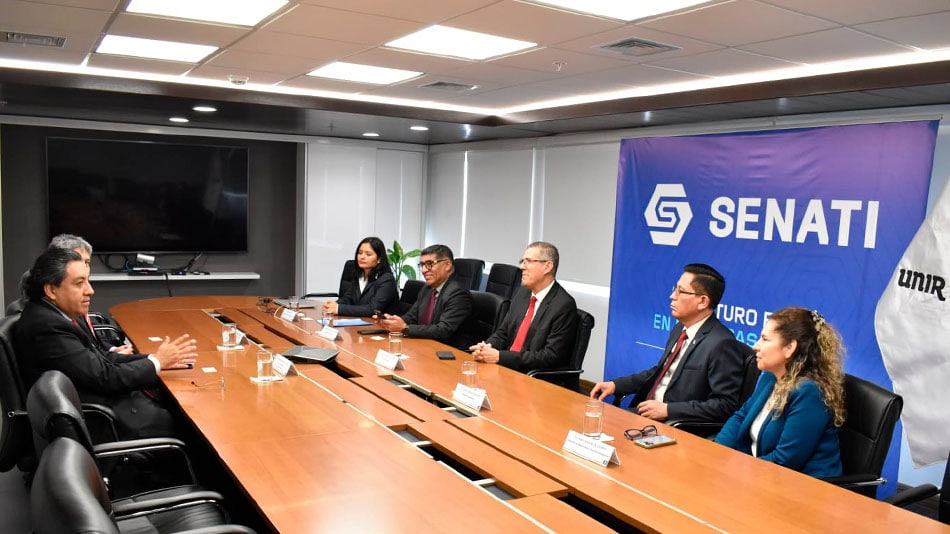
[337,269,398,316]
[14,300,173,438]
[486,282,578,372]
[402,276,477,350]
[613,315,746,422]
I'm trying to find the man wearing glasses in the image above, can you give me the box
[380,244,477,350]
[591,263,747,424]
[470,242,578,371]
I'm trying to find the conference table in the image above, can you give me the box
[111,296,948,533]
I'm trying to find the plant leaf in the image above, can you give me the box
[393,240,403,256]
[405,249,421,258]
[401,264,416,280]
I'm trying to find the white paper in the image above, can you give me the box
[272,354,297,377]
[374,349,404,370]
[563,430,620,467]
[452,384,492,411]
[318,326,340,341]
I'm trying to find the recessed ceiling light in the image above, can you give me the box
[307,62,422,85]
[169,117,189,123]
[362,132,380,137]
[126,0,288,27]
[386,25,536,61]
[97,35,217,62]
[192,105,217,112]
[410,125,429,131]
[526,0,710,21]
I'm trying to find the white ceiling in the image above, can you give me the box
[2,0,949,114]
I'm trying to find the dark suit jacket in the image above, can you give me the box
[14,299,173,439]
[402,276,477,350]
[337,270,398,316]
[613,315,746,422]
[486,282,577,372]
[715,373,842,478]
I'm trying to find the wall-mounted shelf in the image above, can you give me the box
[90,272,260,282]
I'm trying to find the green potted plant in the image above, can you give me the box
[387,240,421,290]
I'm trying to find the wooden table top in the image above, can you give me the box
[111,296,950,534]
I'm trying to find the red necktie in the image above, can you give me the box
[509,296,537,351]
[646,329,689,400]
[421,289,437,325]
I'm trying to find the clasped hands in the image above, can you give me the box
[469,342,500,364]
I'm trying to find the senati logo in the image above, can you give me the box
[645,184,692,246]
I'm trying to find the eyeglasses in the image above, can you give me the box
[418,259,449,270]
[191,377,225,390]
[671,286,704,298]
[519,258,550,266]
[623,425,658,441]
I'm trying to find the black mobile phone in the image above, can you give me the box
[436,350,456,360]
[357,328,388,335]
[372,309,383,318]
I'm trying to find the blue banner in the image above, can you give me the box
[606,121,938,494]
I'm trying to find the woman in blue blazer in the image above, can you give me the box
[322,237,398,317]
[715,307,845,478]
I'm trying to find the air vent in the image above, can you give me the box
[597,37,678,57]
[0,31,66,48]
[420,81,478,92]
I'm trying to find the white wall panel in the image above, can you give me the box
[376,149,425,253]
[424,151,465,253]
[464,149,533,263]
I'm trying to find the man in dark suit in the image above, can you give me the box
[591,263,747,423]
[380,244,476,350]
[470,242,577,372]
[14,248,197,439]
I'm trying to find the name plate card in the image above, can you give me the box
[317,325,341,341]
[562,430,620,467]
[374,349,404,370]
[272,354,298,377]
[452,384,492,411]
[279,308,298,322]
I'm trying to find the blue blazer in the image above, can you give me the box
[715,373,842,478]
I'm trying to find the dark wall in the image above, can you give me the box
[1,124,298,312]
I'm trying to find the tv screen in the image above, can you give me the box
[46,137,249,254]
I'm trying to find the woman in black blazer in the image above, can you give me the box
[322,236,398,317]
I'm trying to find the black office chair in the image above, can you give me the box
[885,452,948,524]
[396,279,425,315]
[32,437,254,534]
[469,291,509,342]
[527,309,594,393]
[453,258,485,291]
[4,270,30,316]
[304,259,357,299]
[0,314,32,473]
[485,263,521,299]
[822,374,903,498]
[27,370,199,500]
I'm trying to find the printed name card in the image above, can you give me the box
[317,325,341,341]
[562,430,620,467]
[374,349,404,370]
[279,308,298,322]
[452,384,492,411]
[272,354,297,377]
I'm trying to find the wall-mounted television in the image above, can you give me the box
[46,137,249,254]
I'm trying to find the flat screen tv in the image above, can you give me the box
[46,137,249,254]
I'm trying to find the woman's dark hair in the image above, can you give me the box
[25,248,83,301]
[351,237,391,281]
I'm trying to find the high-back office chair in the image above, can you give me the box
[31,437,254,534]
[304,259,357,299]
[453,258,485,291]
[485,263,521,299]
[885,452,948,524]
[4,270,30,316]
[822,374,903,498]
[0,314,32,472]
[526,309,594,392]
[396,279,425,315]
[469,291,509,343]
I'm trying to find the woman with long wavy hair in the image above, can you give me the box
[715,307,846,477]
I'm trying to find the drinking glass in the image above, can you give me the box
[388,332,403,356]
[461,361,478,388]
[583,400,604,438]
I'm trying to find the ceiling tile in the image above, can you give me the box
[640,0,837,47]
[740,27,914,64]
[856,11,950,51]
[263,4,425,46]
[444,0,622,46]
[645,48,798,77]
[19,0,116,9]
[0,0,112,33]
[230,30,367,60]
[490,46,633,75]
[107,13,250,47]
[561,63,705,88]
[86,53,194,75]
[204,49,324,75]
[433,62,559,86]
[358,73,497,97]
[556,25,722,61]
[442,84,566,108]
[187,65,291,86]
[298,0,499,24]
[278,73,388,94]
[342,47,473,73]
[762,0,950,25]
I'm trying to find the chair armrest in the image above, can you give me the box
[92,436,188,456]
[87,312,109,324]
[526,368,582,378]
[94,437,198,490]
[821,473,887,488]
[174,527,257,534]
[883,483,939,507]
[112,490,225,519]
[82,402,119,443]
[303,292,337,299]
[665,419,724,438]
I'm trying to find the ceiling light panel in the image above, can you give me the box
[386,25,537,61]
[97,35,217,63]
[307,62,422,85]
[126,0,288,27]
[526,0,710,22]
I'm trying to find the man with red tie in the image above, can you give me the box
[380,244,477,350]
[590,263,748,423]
[470,242,578,372]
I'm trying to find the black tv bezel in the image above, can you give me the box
[45,136,251,255]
